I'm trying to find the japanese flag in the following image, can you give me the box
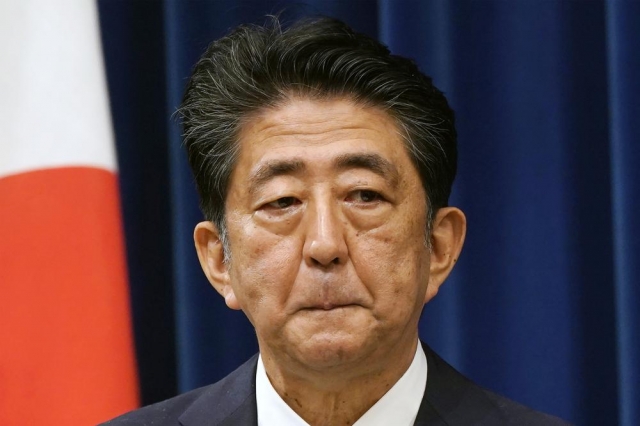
[0,1,139,423]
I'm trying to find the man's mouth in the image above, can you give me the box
[303,303,358,311]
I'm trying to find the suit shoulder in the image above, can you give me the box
[480,388,572,425]
[99,385,210,425]
[420,342,571,425]
[100,354,259,426]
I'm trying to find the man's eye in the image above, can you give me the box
[266,197,298,209]
[352,190,383,203]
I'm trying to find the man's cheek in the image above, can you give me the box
[233,244,299,300]
[356,239,425,289]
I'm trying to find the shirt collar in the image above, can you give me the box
[256,342,427,426]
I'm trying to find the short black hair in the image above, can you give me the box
[179,16,457,242]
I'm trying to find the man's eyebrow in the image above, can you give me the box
[333,153,400,186]
[248,159,306,195]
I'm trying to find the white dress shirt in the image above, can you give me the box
[256,343,428,426]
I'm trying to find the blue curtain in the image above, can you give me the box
[98,1,639,424]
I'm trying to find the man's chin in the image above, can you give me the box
[261,310,386,374]
[286,332,378,373]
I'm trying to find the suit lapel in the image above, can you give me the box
[414,342,501,426]
[413,398,449,426]
[178,355,259,426]
[216,394,258,426]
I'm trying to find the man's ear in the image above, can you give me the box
[193,221,241,310]
[425,207,466,304]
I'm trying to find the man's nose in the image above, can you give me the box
[302,199,348,268]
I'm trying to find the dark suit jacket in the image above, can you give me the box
[102,342,570,425]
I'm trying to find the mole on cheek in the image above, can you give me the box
[246,286,259,299]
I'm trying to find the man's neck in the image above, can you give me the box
[260,338,420,426]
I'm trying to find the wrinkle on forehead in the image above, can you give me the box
[228,97,422,211]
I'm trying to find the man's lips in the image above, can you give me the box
[301,302,360,311]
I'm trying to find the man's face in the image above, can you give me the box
[201,98,440,373]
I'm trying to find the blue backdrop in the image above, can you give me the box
[97,1,639,424]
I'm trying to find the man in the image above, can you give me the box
[105,17,569,426]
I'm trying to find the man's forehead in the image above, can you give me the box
[234,97,404,159]
[226,97,417,193]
